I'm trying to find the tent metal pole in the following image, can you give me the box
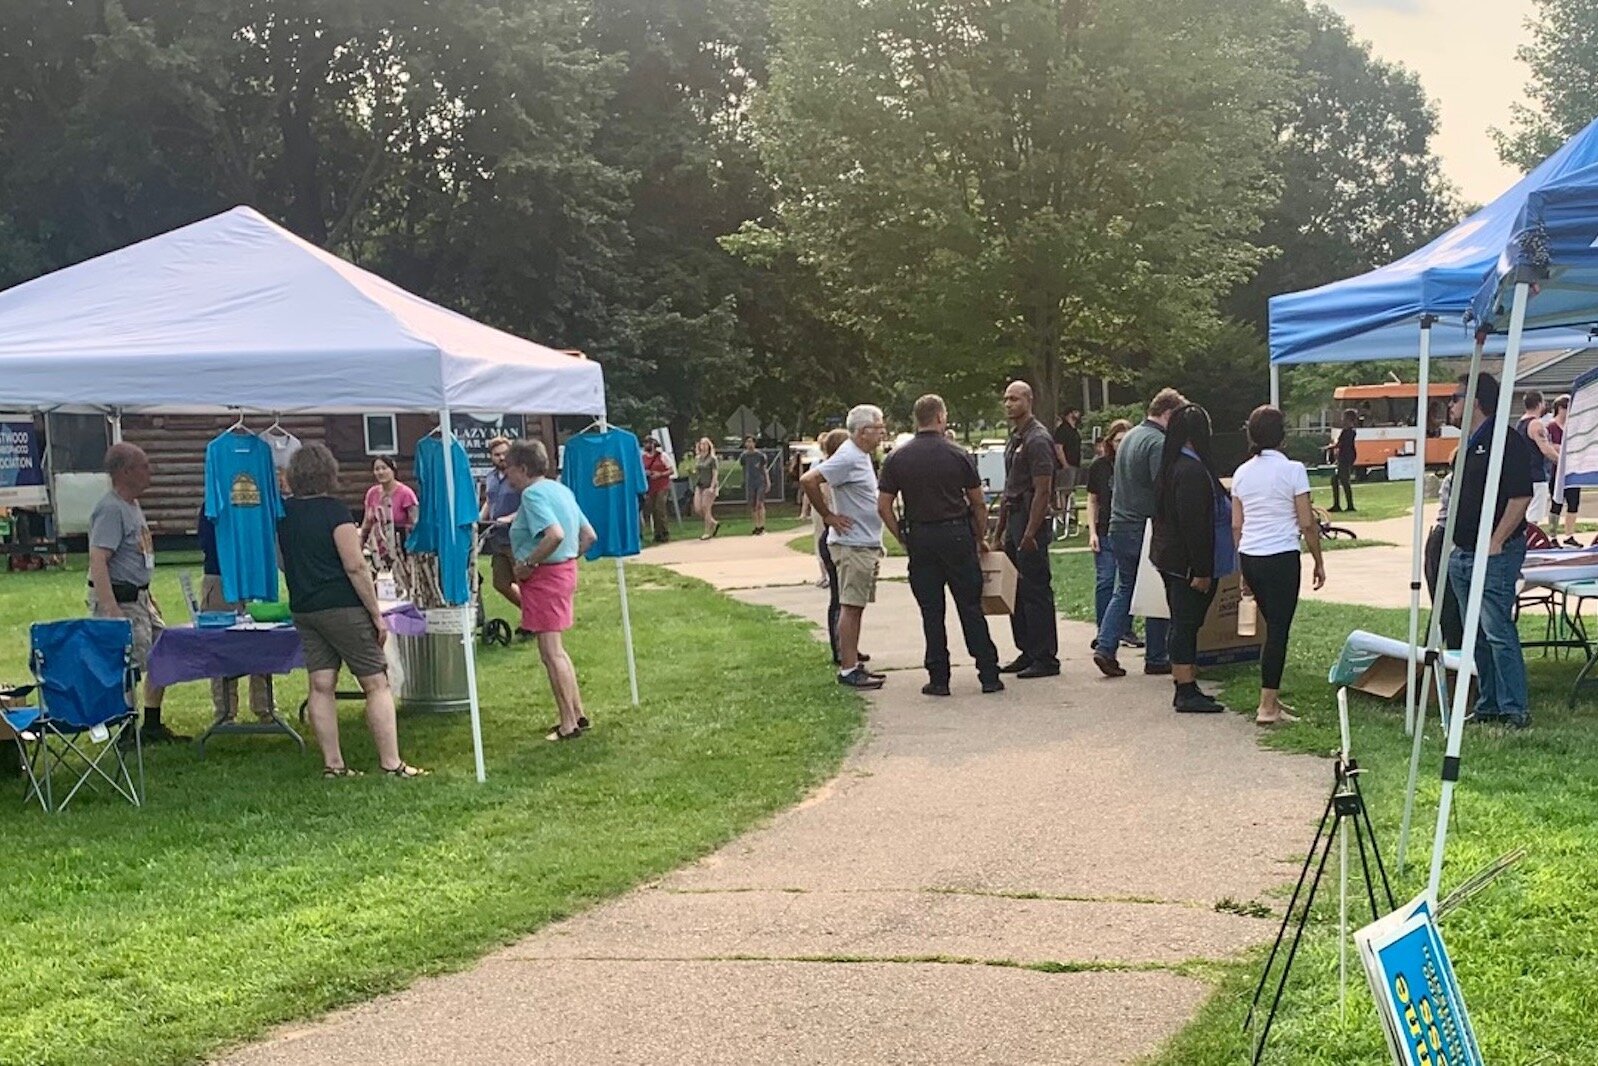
[1396,337,1482,869]
[441,405,488,784]
[1403,320,1435,736]
[1269,364,1281,409]
[109,409,123,445]
[617,557,640,706]
[1428,283,1531,900]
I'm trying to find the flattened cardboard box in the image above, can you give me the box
[980,552,1018,615]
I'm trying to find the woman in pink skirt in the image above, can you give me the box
[505,439,597,741]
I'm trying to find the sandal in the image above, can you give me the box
[323,766,364,779]
[546,715,590,734]
[546,726,583,742]
[380,762,431,778]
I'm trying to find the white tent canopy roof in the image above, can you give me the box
[0,206,606,416]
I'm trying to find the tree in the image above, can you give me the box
[1495,0,1598,171]
[737,0,1294,428]
[1227,2,1462,332]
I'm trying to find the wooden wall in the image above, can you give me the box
[121,413,555,533]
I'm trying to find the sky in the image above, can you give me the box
[1324,0,1538,205]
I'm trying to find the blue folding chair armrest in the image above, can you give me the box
[2,707,41,733]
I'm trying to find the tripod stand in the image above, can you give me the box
[1244,689,1396,1064]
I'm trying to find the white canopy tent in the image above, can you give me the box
[0,206,613,782]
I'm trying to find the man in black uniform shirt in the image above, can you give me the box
[879,395,1003,696]
[992,381,1061,677]
[1053,406,1083,519]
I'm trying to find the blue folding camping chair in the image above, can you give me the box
[0,619,144,812]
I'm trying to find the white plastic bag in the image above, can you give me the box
[1129,519,1171,620]
[383,634,407,694]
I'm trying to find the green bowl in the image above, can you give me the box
[247,601,292,623]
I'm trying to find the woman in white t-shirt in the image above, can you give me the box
[1231,406,1326,725]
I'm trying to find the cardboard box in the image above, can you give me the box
[980,552,1018,615]
[1195,572,1266,667]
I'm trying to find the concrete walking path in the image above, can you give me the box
[217,529,1324,1066]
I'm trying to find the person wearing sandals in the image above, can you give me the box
[692,437,721,540]
[506,439,598,741]
[1150,404,1232,714]
[1231,405,1325,726]
[278,443,427,779]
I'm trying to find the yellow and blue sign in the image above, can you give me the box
[1357,895,1483,1066]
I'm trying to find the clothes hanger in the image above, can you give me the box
[225,410,249,434]
[262,413,289,438]
[576,418,608,435]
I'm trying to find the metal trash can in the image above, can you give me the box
[393,608,471,713]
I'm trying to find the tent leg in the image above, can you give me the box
[617,557,640,706]
[1404,322,1434,736]
[439,405,488,784]
[1269,364,1281,409]
[1396,338,1482,871]
[1428,284,1531,900]
[109,409,123,445]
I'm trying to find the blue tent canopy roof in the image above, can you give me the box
[1269,117,1598,365]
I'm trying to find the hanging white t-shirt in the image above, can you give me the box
[257,429,303,473]
[1231,449,1310,557]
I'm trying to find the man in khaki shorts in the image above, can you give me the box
[801,404,888,689]
[88,443,187,744]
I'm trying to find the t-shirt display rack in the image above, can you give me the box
[564,417,641,707]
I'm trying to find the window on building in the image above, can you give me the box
[363,414,398,456]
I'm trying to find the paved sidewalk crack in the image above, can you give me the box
[497,952,1227,977]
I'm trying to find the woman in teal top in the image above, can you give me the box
[506,438,596,741]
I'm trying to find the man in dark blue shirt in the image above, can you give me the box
[479,437,522,610]
[1447,373,1533,728]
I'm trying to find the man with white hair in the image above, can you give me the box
[89,442,184,744]
[802,404,889,689]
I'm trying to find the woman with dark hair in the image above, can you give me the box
[360,456,418,567]
[280,443,427,778]
[1231,405,1325,725]
[1150,404,1231,713]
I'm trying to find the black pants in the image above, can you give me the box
[818,538,843,663]
[1423,524,1464,650]
[1004,517,1058,665]
[1331,463,1355,510]
[1161,572,1218,666]
[907,522,1000,683]
[1240,551,1300,690]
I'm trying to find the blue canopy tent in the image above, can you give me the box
[1267,118,1598,903]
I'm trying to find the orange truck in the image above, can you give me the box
[1329,383,1461,476]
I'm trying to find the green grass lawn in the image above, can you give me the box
[1050,551,1598,1064]
[1308,475,1419,523]
[0,557,861,1066]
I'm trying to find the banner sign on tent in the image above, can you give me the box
[450,413,524,476]
[1556,366,1598,495]
[0,417,47,507]
[1355,894,1483,1066]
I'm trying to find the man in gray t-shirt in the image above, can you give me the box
[802,405,887,688]
[88,443,184,743]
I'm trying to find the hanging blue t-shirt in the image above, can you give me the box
[204,430,284,602]
[406,435,477,605]
[510,479,589,564]
[559,428,647,560]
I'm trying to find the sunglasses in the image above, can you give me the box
[1450,393,1465,403]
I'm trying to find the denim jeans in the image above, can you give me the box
[1095,527,1169,665]
[1447,533,1528,722]
[1092,544,1135,641]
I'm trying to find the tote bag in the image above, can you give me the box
[1129,519,1170,620]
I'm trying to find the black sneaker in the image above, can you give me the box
[141,722,192,744]
[1093,652,1127,678]
[981,677,1006,694]
[1016,660,1061,679]
[921,681,951,697]
[838,666,885,689]
[1119,634,1145,649]
[998,656,1033,674]
[1174,690,1225,714]
[1144,662,1173,676]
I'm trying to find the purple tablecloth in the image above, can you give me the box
[146,605,428,688]
[146,626,305,688]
